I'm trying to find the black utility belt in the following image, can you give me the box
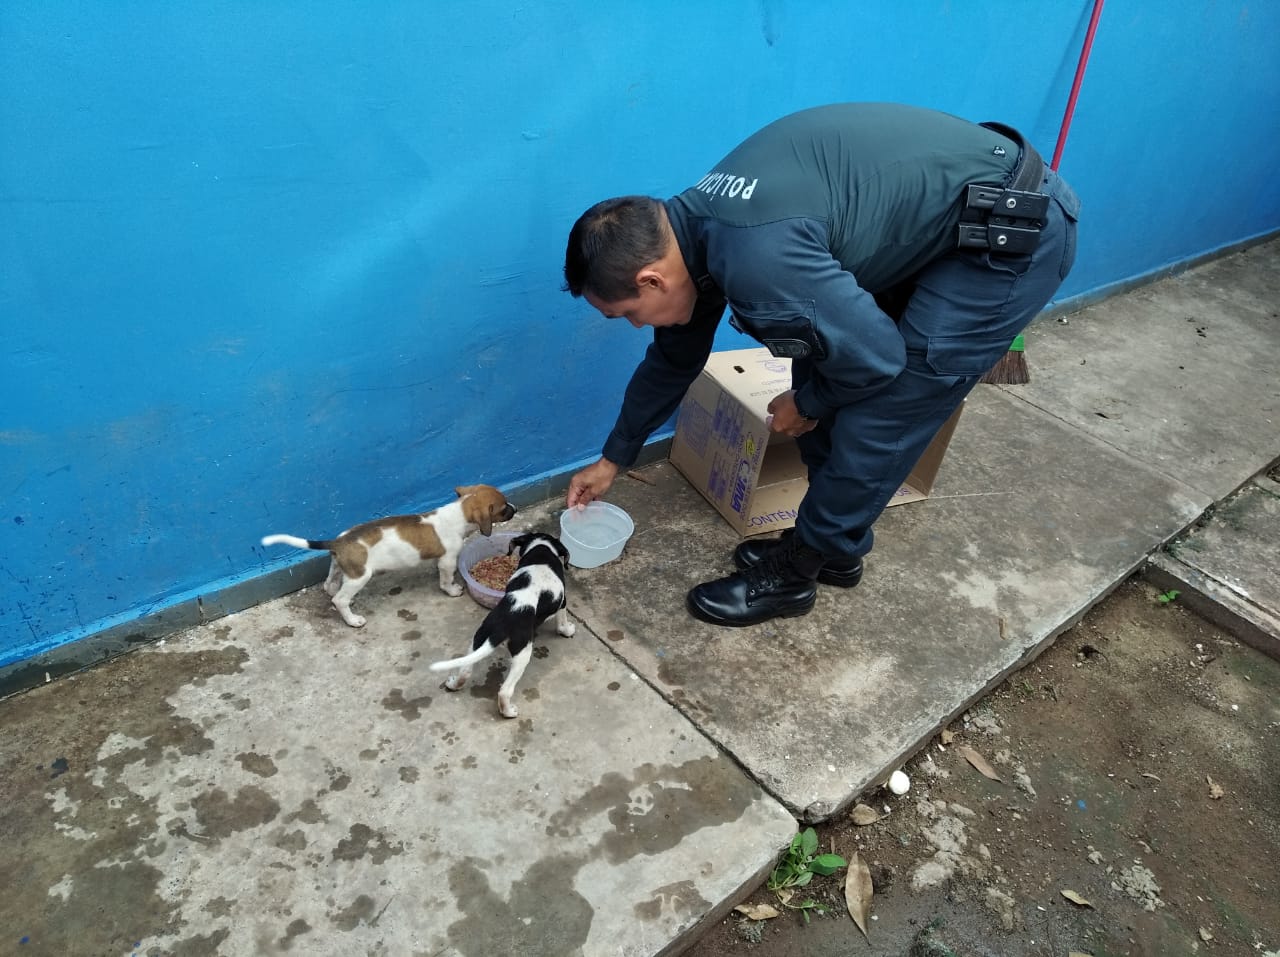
[957,182,1050,255]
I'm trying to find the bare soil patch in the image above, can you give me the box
[684,577,1280,957]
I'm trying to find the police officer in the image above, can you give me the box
[563,102,1080,627]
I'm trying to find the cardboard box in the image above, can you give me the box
[668,347,963,537]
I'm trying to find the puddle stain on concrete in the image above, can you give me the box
[544,756,761,864]
[286,798,327,825]
[274,829,308,853]
[190,785,281,840]
[236,751,278,777]
[324,769,351,792]
[382,688,433,720]
[633,879,711,921]
[204,896,236,918]
[446,855,593,957]
[167,928,233,954]
[331,823,404,864]
[278,917,312,950]
[0,647,250,955]
[330,893,377,931]
[468,661,508,700]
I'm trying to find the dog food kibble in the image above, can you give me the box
[471,554,519,590]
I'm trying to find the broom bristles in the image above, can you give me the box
[979,334,1031,385]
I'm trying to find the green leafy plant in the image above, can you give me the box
[767,828,847,921]
[1157,589,1181,605]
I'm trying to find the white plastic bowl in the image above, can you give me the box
[559,501,635,568]
[457,531,522,609]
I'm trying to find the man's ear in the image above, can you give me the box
[634,265,666,292]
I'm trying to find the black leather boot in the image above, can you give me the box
[687,534,823,627]
[732,528,864,588]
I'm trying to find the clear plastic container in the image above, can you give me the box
[559,501,635,568]
[457,531,522,609]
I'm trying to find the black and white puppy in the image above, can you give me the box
[429,531,575,718]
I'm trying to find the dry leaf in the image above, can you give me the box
[1069,952,1095,957]
[1206,775,1224,799]
[998,616,1008,640]
[844,851,873,941]
[1141,772,1161,781]
[733,903,780,921]
[1199,927,1214,942]
[775,888,794,906]
[941,729,955,745]
[625,469,656,486]
[850,803,881,826]
[1061,889,1094,908]
[957,744,1004,782]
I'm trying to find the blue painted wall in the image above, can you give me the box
[3,1,1278,666]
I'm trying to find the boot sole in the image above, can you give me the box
[686,592,817,628]
[817,566,863,588]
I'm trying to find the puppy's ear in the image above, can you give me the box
[478,507,494,537]
[552,536,571,565]
[454,485,477,499]
[508,533,533,556]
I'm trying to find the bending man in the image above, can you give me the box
[563,102,1079,627]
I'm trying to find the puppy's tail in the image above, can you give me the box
[429,643,496,673]
[261,534,334,551]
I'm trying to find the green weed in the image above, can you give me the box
[767,827,847,921]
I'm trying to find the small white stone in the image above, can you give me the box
[888,770,911,795]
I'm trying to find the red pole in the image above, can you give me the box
[1051,0,1106,170]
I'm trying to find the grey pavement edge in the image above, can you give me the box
[1145,472,1280,661]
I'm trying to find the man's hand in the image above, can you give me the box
[767,390,819,437]
[567,457,620,509]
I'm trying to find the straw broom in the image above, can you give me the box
[979,333,1030,385]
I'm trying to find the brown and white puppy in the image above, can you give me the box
[261,484,516,628]
[430,531,574,718]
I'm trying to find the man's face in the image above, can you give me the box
[584,278,696,329]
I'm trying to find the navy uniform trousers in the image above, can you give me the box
[792,168,1081,561]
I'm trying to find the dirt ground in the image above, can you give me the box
[683,576,1280,957]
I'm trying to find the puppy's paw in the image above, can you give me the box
[498,695,519,719]
[558,623,577,638]
[441,583,464,598]
[342,614,367,628]
[443,675,466,692]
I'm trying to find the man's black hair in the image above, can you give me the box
[562,196,668,301]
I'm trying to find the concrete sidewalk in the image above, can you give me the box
[2,238,1277,957]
